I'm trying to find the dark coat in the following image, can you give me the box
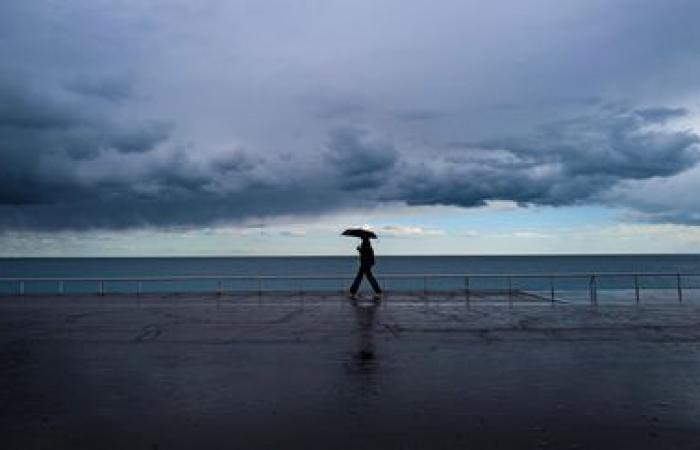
[357,241,375,267]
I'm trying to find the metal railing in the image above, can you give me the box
[1,272,698,304]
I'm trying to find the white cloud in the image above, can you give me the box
[279,230,307,237]
[375,225,445,237]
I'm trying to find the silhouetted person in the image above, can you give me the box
[349,237,382,300]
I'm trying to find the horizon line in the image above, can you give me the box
[2,252,700,259]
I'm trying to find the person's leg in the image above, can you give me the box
[349,266,364,294]
[364,266,382,294]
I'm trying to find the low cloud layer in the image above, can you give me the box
[396,107,699,208]
[1,1,700,231]
[1,86,697,230]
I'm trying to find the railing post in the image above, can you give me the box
[507,276,512,299]
[99,281,105,296]
[589,275,597,306]
[137,281,142,297]
[19,280,24,296]
[257,278,262,297]
[423,276,427,298]
[550,277,555,304]
[217,280,223,296]
[58,280,64,296]
[677,274,683,304]
[464,276,470,305]
[634,275,640,305]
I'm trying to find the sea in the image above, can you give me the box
[1,255,699,297]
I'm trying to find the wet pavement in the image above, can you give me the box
[3,294,700,449]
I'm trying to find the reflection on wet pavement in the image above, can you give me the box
[350,301,379,374]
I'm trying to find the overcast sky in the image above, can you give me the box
[1,0,700,255]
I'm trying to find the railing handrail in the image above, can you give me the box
[2,271,694,304]
[1,271,698,282]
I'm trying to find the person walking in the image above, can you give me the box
[349,236,383,300]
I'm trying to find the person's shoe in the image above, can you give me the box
[373,292,384,302]
[347,291,358,300]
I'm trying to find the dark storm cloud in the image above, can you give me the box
[0,136,358,230]
[392,108,699,208]
[483,110,698,180]
[65,78,132,103]
[635,107,689,123]
[1,98,699,230]
[0,76,358,229]
[0,190,356,231]
[108,121,173,153]
[604,161,700,226]
[396,110,449,122]
[0,81,77,130]
[324,127,398,190]
[2,0,700,231]
[0,74,174,208]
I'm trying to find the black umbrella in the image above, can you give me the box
[342,228,377,239]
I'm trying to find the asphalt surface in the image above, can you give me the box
[3,294,700,449]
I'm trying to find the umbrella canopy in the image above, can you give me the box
[342,228,377,239]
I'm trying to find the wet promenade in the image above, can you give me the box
[3,293,700,449]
